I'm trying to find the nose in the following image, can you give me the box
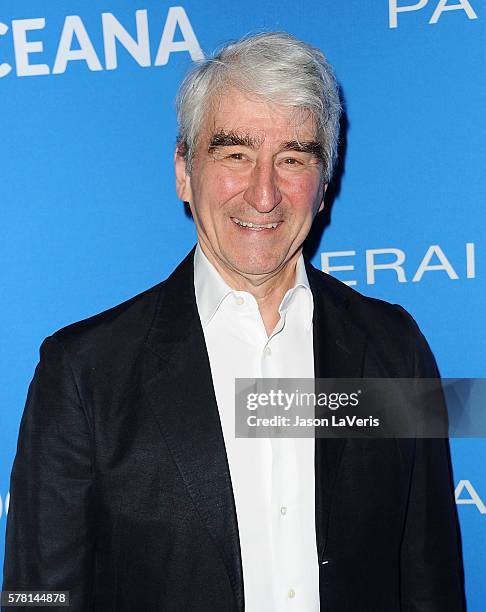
[243,161,282,213]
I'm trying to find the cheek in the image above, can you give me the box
[215,171,247,200]
[200,168,247,208]
[283,174,322,211]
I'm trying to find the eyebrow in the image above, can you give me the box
[280,140,324,160]
[208,130,262,151]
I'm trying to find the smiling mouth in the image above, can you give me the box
[232,217,281,230]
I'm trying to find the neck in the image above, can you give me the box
[200,244,301,336]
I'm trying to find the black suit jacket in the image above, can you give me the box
[3,249,465,611]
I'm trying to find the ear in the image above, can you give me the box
[318,183,328,213]
[174,147,193,203]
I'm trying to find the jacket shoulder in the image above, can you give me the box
[308,265,437,376]
[49,280,165,361]
[310,265,415,329]
[39,249,195,378]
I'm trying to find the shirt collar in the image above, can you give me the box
[194,243,313,329]
[278,255,313,328]
[194,244,233,327]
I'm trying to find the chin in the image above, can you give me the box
[226,251,287,277]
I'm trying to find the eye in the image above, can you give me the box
[228,152,245,160]
[283,157,303,166]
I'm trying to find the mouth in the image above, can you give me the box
[231,217,281,231]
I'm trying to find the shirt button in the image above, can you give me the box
[280,506,287,516]
[288,588,296,599]
[264,346,272,357]
[235,296,244,305]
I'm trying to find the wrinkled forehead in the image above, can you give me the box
[198,86,319,145]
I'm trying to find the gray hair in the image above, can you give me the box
[176,32,341,182]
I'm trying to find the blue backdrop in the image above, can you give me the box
[1,1,484,607]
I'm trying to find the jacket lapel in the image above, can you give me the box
[142,249,244,610]
[306,262,367,561]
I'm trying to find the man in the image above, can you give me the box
[3,32,464,611]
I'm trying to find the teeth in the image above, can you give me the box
[233,218,279,229]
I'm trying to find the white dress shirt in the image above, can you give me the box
[194,245,319,611]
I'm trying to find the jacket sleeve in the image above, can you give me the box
[2,336,95,611]
[397,309,465,611]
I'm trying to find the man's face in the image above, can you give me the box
[175,87,327,280]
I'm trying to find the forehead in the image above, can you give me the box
[202,87,317,143]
